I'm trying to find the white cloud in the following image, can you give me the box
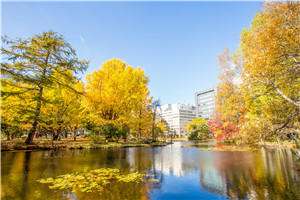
[79,35,85,43]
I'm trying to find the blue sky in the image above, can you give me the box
[2,1,263,105]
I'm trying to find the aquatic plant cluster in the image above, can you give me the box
[198,144,258,152]
[184,142,258,152]
[37,168,146,193]
[198,146,257,152]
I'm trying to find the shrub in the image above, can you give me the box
[119,124,130,139]
[188,132,198,140]
[21,135,28,140]
[98,123,119,139]
[90,135,106,144]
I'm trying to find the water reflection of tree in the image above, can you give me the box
[2,151,54,200]
[66,181,151,200]
[1,152,20,199]
[1,149,155,200]
[20,151,31,199]
[128,147,164,191]
[208,149,300,199]
[64,148,157,200]
[151,147,164,190]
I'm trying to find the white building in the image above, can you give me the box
[195,87,217,120]
[156,103,196,136]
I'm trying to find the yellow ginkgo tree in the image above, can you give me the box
[84,58,153,136]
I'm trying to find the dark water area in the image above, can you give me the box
[1,141,300,200]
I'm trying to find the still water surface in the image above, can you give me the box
[1,141,300,200]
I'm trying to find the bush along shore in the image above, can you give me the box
[1,138,170,151]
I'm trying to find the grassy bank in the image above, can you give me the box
[258,141,298,149]
[186,139,299,151]
[1,138,169,151]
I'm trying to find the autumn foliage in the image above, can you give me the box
[212,1,300,144]
[83,58,153,138]
[208,115,240,141]
[1,33,153,141]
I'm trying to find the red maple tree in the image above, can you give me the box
[208,114,240,141]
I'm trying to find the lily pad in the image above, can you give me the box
[148,179,159,182]
[37,168,146,193]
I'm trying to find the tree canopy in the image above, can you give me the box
[1,31,89,144]
[84,58,153,136]
[211,1,300,144]
[187,118,210,140]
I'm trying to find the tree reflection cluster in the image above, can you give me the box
[199,149,300,199]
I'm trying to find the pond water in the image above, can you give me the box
[1,141,300,200]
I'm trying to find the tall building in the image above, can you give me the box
[156,103,196,136]
[195,87,217,120]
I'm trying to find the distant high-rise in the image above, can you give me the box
[156,103,196,136]
[195,87,217,120]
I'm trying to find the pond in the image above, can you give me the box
[1,141,300,200]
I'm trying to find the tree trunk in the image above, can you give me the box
[52,131,58,141]
[25,87,43,145]
[152,112,156,141]
[138,127,141,140]
[53,133,59,141]
[277,136,281,146]
[53,126,64,141]
[73,127,78,141]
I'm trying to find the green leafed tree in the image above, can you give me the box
[187,118,210,140]
[40,74,86,141]
[1,31,89,144]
